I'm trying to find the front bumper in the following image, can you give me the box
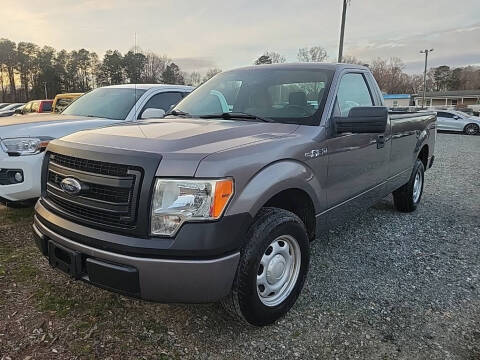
[0,150,43,201]
[33,202,243,303]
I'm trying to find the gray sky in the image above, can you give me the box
[1,0,479,74]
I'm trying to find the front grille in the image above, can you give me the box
[50,153,130,177]
[48,172,131,203]
[44,152,143,229]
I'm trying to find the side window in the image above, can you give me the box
[437,112,453,118]
[335,73,373,117]
[42,101,52,112]
[140,92,183,117]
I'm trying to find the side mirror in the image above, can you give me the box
[14,108,23,114]
[453,116,460,120]
[141,108,165,120]
[333,106,388,134]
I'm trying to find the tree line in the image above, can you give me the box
[1,38,479,103]
[0,38,221,102]
[254,47,480,94]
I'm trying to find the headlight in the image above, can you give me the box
[1,137,51,156]
[151,178,234,236]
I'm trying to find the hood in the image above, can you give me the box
[55,118,299,176]
[0,114,120,139]
[59,117,298,154]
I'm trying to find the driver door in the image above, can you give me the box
[436,111,458,131]
[324,72,390,225]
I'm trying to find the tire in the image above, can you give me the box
[464,123,479,135]
[393,159,425,212]
[221,207,310,326]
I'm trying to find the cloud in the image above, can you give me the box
[0,0,478,74]
[345,24,480,73]
[171,57,218,73]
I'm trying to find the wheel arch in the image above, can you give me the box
[226,160,322,240]
[417,144,429,169]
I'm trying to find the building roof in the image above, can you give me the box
[383,94,410,99]
[415,90,480,97]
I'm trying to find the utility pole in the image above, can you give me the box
[43,82,48,99]
[338,0,349,63]
[420,49,434,108]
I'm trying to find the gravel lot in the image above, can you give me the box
[1,133,479,359]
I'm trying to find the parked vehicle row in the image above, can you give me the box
[0,92,83,118]
[0,84,192,204]
[0,103,25,117]
[432,109,480,135]
[52,93,83,113]
[27,63,437,325]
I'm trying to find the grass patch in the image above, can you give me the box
[35,280,80,317]
[0,243,39,282]
[0,205,35,226]
[34,278,125,319]
[70,342,95,358]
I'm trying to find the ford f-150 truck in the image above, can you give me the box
[0,84,192,205]
[33,63,436,326]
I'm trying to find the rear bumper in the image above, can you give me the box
[0,151,43,201]
[33,212,241,303]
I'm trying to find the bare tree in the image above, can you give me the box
[341,55,365,65]
[143,52,170,83]
[186,71,202,86]
[297,46,328,62]
[254,51,285,65]
[203,68,222,82]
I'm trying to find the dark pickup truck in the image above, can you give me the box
[33,63,436,326]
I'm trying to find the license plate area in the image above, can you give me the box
[48,241,82,279]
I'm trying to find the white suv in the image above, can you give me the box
[0,84,193,205]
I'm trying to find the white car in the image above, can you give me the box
[0,84,193,205]
[434,109,480,135]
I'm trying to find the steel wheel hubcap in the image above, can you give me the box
[256,235,301,307]
[413,170,423,203]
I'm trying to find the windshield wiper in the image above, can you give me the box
[199,112,273,123]
[165,109,190,117]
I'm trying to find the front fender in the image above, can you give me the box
[225,160,324,218]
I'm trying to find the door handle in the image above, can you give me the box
[376,134,385,149]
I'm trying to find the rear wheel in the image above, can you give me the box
[464,123,479,135]
[393,159,425,212]
[221,207,310,326]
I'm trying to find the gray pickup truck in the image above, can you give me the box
[33,63,436,326]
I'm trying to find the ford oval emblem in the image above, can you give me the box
[60,177,82,195]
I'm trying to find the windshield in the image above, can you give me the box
[62,88,146,120]
[172,67,334,125]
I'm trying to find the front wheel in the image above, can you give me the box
[464,123,479,135]
[393,159,425,212]
[222,207,310,326]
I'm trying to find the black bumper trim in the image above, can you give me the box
[35,200,252,259]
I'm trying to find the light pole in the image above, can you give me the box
[338,0,350,63]
[420,49,433,108]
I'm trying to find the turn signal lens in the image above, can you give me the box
[211,179,234,218]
